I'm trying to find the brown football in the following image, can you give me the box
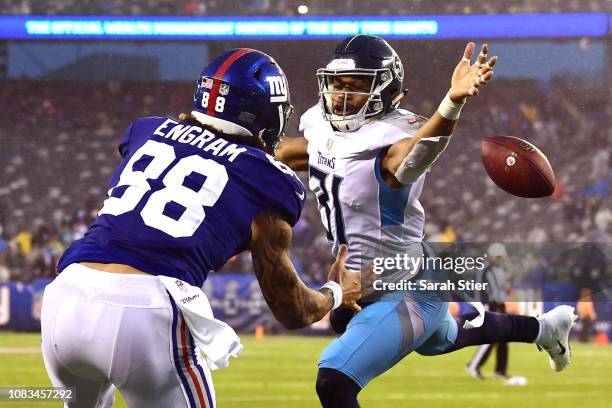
[480,136,555,198]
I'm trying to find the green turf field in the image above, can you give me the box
[1,332,610,407]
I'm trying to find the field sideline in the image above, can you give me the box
[0,332,610,407]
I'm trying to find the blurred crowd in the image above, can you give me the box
[1,0,610,16]
[0,71,609,283]
[420,77,610,245]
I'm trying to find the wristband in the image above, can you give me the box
[320,281,343,310]
[437,91,466,121]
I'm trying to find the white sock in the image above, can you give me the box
[535,318,544,343]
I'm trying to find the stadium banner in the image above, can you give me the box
[0,274,330,334]
[202,273,271,333]
[0,13,608,40]
[1,273,610,339]
[0,279,47,331]
[202,274,332,334]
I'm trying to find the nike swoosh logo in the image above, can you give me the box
[557,340,566,355]
[295,191,305,200]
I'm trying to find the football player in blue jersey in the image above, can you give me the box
[40,48,361,408]
[276,35,577,407]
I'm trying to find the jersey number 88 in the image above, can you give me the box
[99,140,228,238]
[201,92,225,113]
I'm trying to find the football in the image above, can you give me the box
[480,136,556,198]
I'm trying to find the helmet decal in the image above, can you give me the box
[266,76,288,102]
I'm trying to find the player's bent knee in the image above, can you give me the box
[415,317,458,356]
[316,368,335,398]
[316,368,361,407]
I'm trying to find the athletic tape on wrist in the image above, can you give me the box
[320,281,343,310]
[437,91,466,121]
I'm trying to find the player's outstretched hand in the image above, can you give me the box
[328,244,362,312]
[449,42,497,101]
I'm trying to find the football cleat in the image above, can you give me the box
[535,305,578,372]
[494,372,510,380]
[504,376,528,386]
[465,365,484,380]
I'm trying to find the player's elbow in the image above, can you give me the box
[274,147,289,164]
[274,305,320,330]
[275,150,307,172]
[274,142,296,167]
[279,319,306,330]
[276,313,310,330]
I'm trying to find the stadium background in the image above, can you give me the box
[0,1,610,407]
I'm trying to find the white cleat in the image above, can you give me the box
[465,366,484,380]
[535,305,578,372]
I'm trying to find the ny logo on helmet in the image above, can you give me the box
[266,76,288,102]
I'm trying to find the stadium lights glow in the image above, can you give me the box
[297,5,309,15]
[0,13,608,40]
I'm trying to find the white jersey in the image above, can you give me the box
[300,104,427,273]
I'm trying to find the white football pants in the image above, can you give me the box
[41,264,216,408]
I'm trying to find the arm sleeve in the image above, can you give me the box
[394,135,451,185]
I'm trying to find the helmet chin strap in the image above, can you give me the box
[190,111,254,137]
[391,89,408,109]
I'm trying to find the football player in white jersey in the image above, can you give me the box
[276,35,577,407]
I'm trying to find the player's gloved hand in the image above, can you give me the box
[449,42,497,101]
[328,244,362,312]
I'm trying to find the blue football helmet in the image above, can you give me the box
[317,35,404,132]
[192,48,293,153]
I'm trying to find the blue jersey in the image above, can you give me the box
[58,116,305,287]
